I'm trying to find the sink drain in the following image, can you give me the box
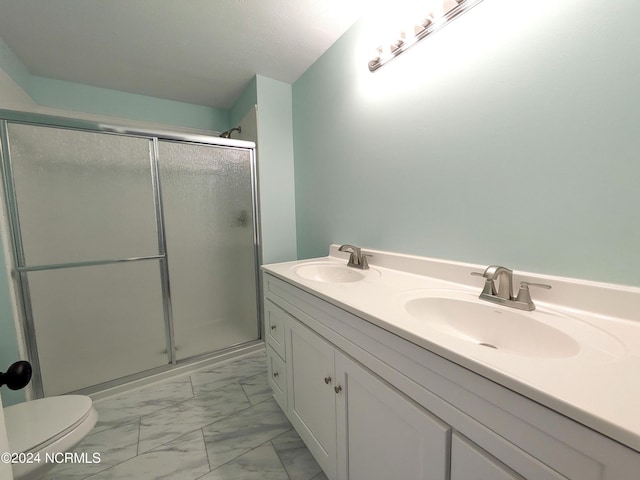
[478,342,497,350]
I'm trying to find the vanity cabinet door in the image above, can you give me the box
[451,433,525,480]
[287,318,338,478]
[335,351,450,480]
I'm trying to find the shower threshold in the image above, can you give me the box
[69,340,265,401]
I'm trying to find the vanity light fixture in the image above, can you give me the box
[368,0,485,72]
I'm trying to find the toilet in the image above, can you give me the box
[4,395,97,480]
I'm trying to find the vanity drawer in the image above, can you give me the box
[267,344,287,411]
[265,299,287,359]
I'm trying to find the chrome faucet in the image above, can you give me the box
[338,244,371,270]
[471,265,551,311]
[482,265,514,300]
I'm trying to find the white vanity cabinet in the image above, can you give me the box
[334,348,450,480]
[287,316,338,476]
[451,433,524,480]
[286,315,450,480]
[263,270,640,480]
[265,299,289,411]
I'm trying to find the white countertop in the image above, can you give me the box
[263,245,640,453]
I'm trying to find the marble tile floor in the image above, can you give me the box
[44,349,327,480]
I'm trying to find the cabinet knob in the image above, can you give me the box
[334,385,343,394]
[270,324,277,330]
[324,376,332,384]
[273,371,279,378]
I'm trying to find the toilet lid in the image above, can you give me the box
[4,395,94,453]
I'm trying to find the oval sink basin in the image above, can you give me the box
[401,290,623,359]
[293,263,379,283]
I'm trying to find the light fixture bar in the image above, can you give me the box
[368,0,485,72]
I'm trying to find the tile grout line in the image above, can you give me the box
[74,417,145,480]
[194,408,296,479]
[238,378,252,405]
[81,384,256,475]
[270,428,296,480]
[200,427,214,476]
[197,436,290,479]
[79,425,206,480]
[89,377,196,434]
[134,388,258,456]
[189,373,196,398]
[135,416,142,457]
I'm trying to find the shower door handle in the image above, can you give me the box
[0,361,32,391]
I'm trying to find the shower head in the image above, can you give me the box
[219,126,241,138]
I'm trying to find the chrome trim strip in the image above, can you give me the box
[17,272,44,398]
[248,145,264,341]
[0,109,255,148]
[151,138,177,365]
[16,255,166,272]
[0,121,45,397]
[0,121,26,267]
[72,340,265,398]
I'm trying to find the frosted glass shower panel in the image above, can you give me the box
[27,260,168,396]
[158,141,258,359]
[7,124,159,266]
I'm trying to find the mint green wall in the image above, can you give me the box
[0,37,30,89]
[1,37,229,131]
[292,0,640,286]
[230,76,257,127]
[229,75,297,264]
[29,76,229,131]
[255,75,297,263]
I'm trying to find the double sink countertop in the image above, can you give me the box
[262,245,640,453]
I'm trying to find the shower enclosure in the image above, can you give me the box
[0,111,261,398]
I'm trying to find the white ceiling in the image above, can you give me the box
[0,0,371,109]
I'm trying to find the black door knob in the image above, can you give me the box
[0,361,32,390]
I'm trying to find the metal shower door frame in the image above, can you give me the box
[0,109,262,398]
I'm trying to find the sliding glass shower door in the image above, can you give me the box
[157,141,259,360]
[1,115,260,397]
[4,123,170,396]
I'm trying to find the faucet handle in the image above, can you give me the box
[520,281,552,290]
[514,281,551,309]
[471,271,496,296]
[361,254,372,270]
